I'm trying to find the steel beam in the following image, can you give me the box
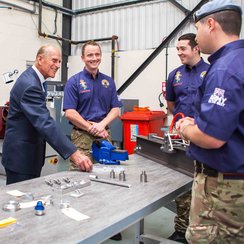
[135,135,194,177]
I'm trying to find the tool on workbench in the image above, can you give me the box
[35,201,45,216]
[0,217,17,228]
[119,171,126,181]
[45,178,91,194]
[110,169,116,178]
[90,177,131,188]
[147,113,189,153]
[140,171,148,183]
[2,200,21,212]
[45,179,53,187]
[92,139,129,165]
[53,179,61,185]
[62,177,70,183]
[70,189,85,198]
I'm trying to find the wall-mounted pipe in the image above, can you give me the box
[31,0,161,16]
[0,0,36,14]
[111,36,117,80]
[61,0,72,83]
[117,0,209,95]
[38,0,118,81]
[38,0,118,44]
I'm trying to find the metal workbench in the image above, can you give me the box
[0,154,192,244]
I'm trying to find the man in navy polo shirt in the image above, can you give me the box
[63,41,122,240]
[176,0,244,242]
[166,33,209,117]
[166,33,209,243]
[64,40,122,168]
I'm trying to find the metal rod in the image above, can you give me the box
[90,178,131,188]
[38,0,119,45]
[165,44,169,82]
[73,0,159,15]
[111,36,116,80]
[32,0,160,16]
[151,135,164,140]
[0,0,36,14]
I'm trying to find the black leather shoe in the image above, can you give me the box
[168,231,187,243]
[110,233,122,241]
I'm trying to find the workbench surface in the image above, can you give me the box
[0,154,192,244]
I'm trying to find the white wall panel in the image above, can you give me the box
[69,0,190,55]
[71,0,195,54]
[71,0,244,54]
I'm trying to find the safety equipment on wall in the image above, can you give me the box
[2,69,19,84]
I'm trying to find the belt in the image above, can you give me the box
[195,161,244,180]
[73,126,110,131]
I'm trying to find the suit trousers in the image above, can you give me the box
[5,168,40,185]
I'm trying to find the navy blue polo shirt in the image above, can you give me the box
[63,68,122,122]
[188,40,244,173]
[166,58,209,117]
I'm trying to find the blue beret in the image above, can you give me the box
[194,0,242,22]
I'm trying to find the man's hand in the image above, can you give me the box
[87,121,107,137]
[96,130,109,138]
[176,117,194,140]
[176,117,194,131]
[70,150,93,172]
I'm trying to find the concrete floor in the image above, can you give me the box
[102,207,176,244]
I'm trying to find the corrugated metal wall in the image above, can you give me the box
[71,0,244,55]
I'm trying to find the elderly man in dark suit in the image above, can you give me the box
[1,44,93,185]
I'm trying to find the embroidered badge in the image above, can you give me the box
[101,79,109,88]
[208,88,227,107]
[80,80,87,89]
[175,71,182,83]
[79,80,90,93]
[173,71,182,87]
[200,71,207,79]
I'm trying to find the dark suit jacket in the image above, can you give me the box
[2,67,76,175]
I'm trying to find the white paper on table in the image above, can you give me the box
[20,201,39,208]
[61,207,90,221]
[92,164,125,174]
[6,190,26,197]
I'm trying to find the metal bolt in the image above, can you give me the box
[143,171,147,183]
[140,170,148,183]
[122,171,126,181]
[110,169,115,179]
[119,171,122,181]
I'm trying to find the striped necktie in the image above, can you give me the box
[43,81,47,97]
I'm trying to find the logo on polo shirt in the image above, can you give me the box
[208,87,227,107]
[173,71,182,86]
[79,80,90,93]
[200,71,207,79]
[102,79,109,88]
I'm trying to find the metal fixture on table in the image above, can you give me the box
[147,113,189,154]
[140,171,148,183]
[92,139,129,165]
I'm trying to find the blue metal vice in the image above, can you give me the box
[92,140,129,165]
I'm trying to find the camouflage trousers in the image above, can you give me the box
[186,172,244,244]
[174,190,191,233]
[70,128,112,170]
